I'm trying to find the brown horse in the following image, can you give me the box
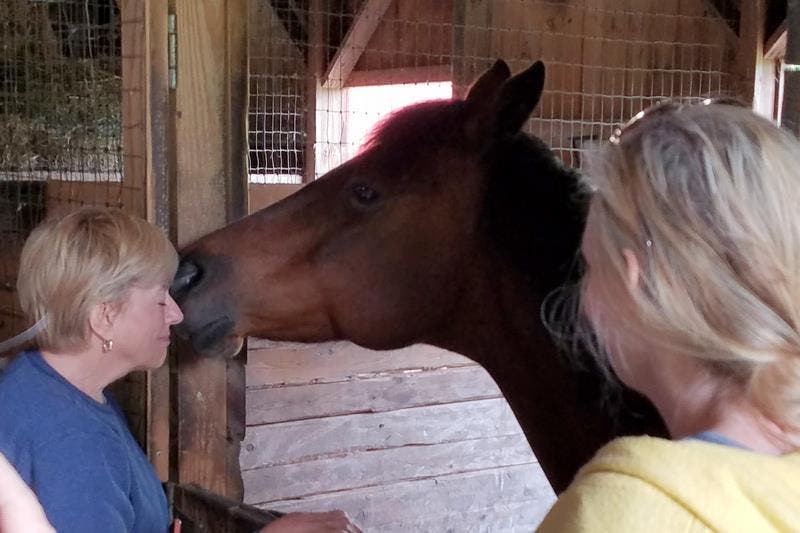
[171,59,666,493]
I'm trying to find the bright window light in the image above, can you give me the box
[344,82,453,154]
[316,81,452,176]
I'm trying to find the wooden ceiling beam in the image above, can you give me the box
[765,19,787,60]
[322,0,393,89]
[703,0,741,36]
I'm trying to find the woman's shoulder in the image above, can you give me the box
[585,434,800,475]
[537,456,705,532]
[0,352,125,450]
[537,435,800,532]
[0,352,54,427]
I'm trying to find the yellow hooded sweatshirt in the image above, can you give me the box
[537,435,800,532]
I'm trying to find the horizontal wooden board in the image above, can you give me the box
[246,341,473,386]
[241,398,527,470]
[248,184,303,213]
[245,364,501,425]
[255,464,554,532]
[243,434,535,503]
[376,497,549,533]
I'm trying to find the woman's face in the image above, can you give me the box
[580,201,651,392]
[579,206,605,340]
[112,283,183,370]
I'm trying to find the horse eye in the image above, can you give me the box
[352,184,379,205]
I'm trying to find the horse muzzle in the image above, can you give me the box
[170,253,242,358]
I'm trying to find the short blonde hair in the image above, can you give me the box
[580,103,800,430]
[17,207,179,352]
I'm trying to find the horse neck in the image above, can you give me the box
[432,256,621,493]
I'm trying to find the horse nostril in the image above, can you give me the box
[170,258,202,299]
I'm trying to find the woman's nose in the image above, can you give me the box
[166,294,184,325]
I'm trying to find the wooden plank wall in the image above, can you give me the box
[243,1,743,530]
[243,340,553,532]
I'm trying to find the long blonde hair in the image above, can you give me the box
[580,103,800,431]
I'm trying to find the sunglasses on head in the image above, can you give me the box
[609,96,747,145]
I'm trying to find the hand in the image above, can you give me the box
[0,453,55,533]
[259,511,362,533]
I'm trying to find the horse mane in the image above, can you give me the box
[481,132,587,294]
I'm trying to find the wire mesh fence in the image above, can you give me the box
[0,0,144,343]
[247,0,742,187]
[0,0,148,439]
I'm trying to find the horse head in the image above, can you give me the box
[171,59,582,359]
[170,60,665,493]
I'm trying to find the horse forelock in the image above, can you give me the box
[361,99,469,154]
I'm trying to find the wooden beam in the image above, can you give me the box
[120,0,147,220]
[783,0,800,134]
[119,0,171,479]
[765,19,787,59]
[346,64,451,87]
[703,0,741,36]
[170,483,282,532]
[736,0,773,115]
[304,0,324,182]
[321,0,393,89]
[173,0,248,500]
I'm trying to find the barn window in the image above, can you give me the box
[315,81,452,176]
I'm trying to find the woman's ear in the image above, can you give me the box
[88,301,116,342]
[622,248,641,289]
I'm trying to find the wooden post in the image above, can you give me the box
[737,0,774,115]
[304,0,323,182]
[783,0,800,134]
[321,0,392,89]
[120,0,147,220]
[119,0,171,478]
[173,0,248,500]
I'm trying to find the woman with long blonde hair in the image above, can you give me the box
[539,101,800,531]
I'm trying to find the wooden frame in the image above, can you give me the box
[783,0,800,134]
[119,0,171,473]
[346,65,451,87]
[172,0,249,500]
[321,0,393,89]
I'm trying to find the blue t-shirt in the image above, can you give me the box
[0,351,170,532]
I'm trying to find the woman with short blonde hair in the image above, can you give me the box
[17,207,179,353]
[539,102,800,531]
[0,207,361,533]
[0,207,182,532]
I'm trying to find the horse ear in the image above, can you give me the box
[465,59,512,107]
[493,61,545,137]
[463,60,512,146]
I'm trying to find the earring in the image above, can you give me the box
[102,338,114,353]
